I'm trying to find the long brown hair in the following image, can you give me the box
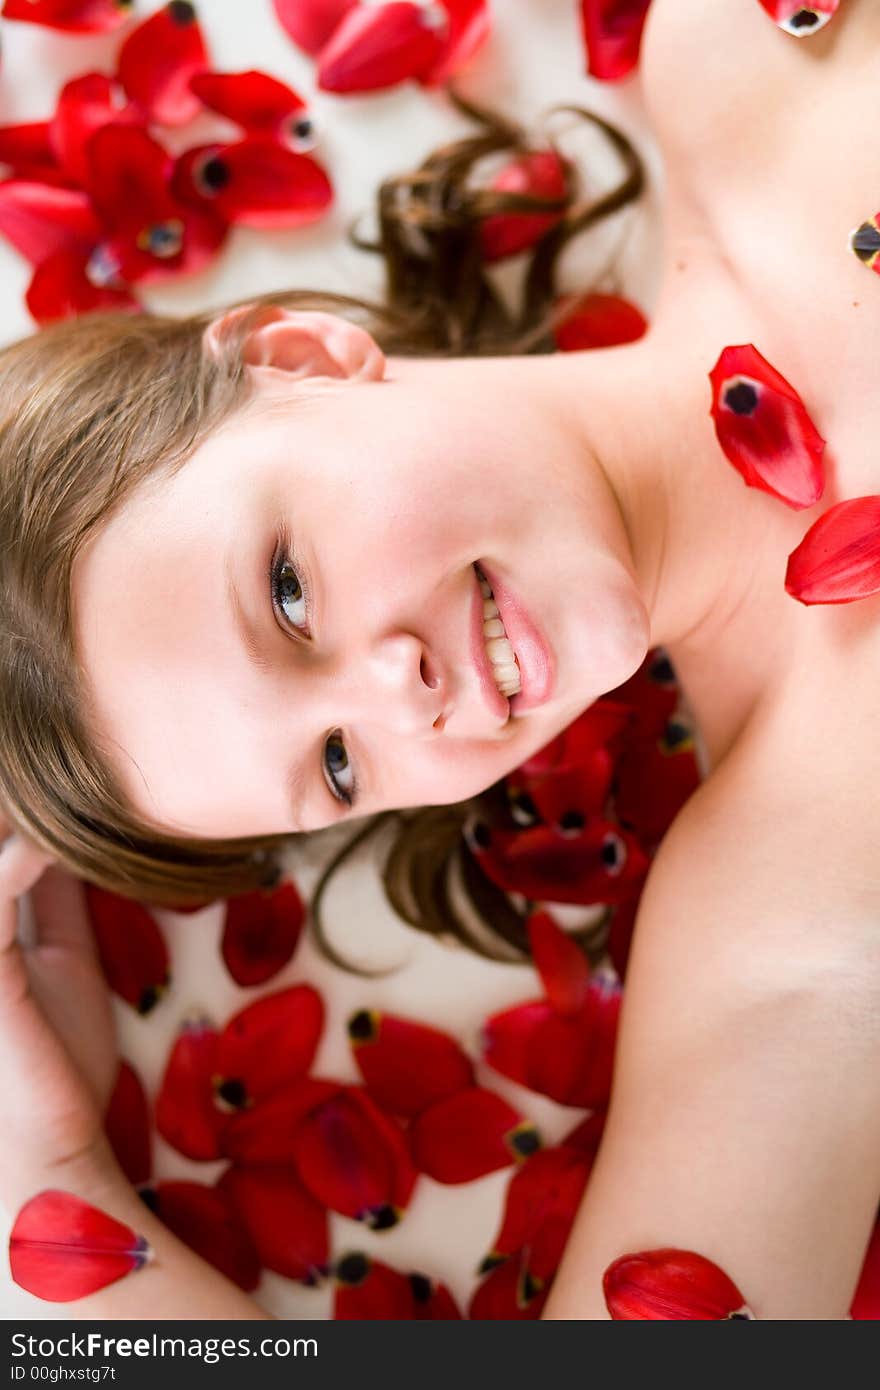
[0,91,644,957]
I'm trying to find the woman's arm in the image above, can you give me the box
[544,761,880,1320]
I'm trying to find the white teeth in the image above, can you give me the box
[477,565,521,699]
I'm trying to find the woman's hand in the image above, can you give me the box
[0,820,118,1207]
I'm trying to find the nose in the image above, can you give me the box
[347,632,447,737]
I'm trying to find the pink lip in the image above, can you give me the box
[471,565,513,727]
[477,560,555,715]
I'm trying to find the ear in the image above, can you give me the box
[202,304,387,383]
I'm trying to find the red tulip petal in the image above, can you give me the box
[1,0,132,32]
[850,214,880,275]
[50,73,140,188]
[145,1181,260,1291]
[420,0,490,86]
[709,343,825,509]
[84,883,169,1013]
[104,1060,152,1186]
[272,0,358,55]
[9,1191,150,1303]
[851,1218,880,1320]
[214,984,324,1106]
[409,1086,540,1184]
[0,182,100,266]
[480,999,551,1092]
[189,69,308,137]
[333,1252,417,1319]
[561,1108,607,1156]
[527,909,592,1014]
[347,1009,474,1118]
[220,879,305,986]
[479,150,569,264]
[0,122,56,172]
[606,895,638,981]
[554,292,648,351]
[217,1165,329,1284]
[468,1255,548,1320]
[469,818,649,906]
[317,2,446,93]
[757,1,839,36]
[486,1145,591,1278]
[785,496,880,606]
[614,718,702,849]
[411,1275,462,1319]
[172,138,332,230]
[155,1016,223,1160]
[579,0,652,81]
[26,247,139,325]
[220,1077,343,1165]
[517,698,633,777]
[117,1,210,126]
[604,1248,753,1320]
[291,1086,417,1225]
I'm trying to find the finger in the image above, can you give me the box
[0,834,54,916]
[28,865,98,957]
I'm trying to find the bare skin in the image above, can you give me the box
[2,0,879,1319]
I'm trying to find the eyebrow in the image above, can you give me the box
[224,552,311,833]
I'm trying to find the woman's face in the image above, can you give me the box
[72,345,650,840]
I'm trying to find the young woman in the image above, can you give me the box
[1,0,879,1319]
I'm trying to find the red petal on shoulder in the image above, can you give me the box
[155,1016,223,1160]
[220,1077,343,1165]
[554,292,648,351]
[409,1086,540,1184]
[217,1165,329,1284]
[317,3,445,93]
[291,1086,417,1224]
[479,150,569,264]
[785,496,880,605]
[215,984,324,1105]
[147,1181,261,1291]
[333,1252,417,1319]
[420,0,490,86]
[604,1248,753,1319]
[851,1218,880,1319]
[757,1,839,37]
[118,1,210,126]
[527,909,592,1014]
[190,69,307,132]
[26,247,139,325]
[220,880,305,986]
[709,343,825,509]
[104,1060,152,1186]
[468,1255,548,1320]
[579,0,652,82]
[348,1009,474,1118]
[1,0,131,32]
[272,0,357,55]
[9,1191,150,1303]
[84,884,169,1014]
[0,181,100,266]
[50,74,140,188]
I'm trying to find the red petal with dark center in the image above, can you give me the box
[479,150,569,264]
[190,69,307,133]
[614,720,702,849]
[104,1060,152,1186]
[84,883,169,1014]
[785,496,880,605]
[554,292,648,351]
[468,1255,548,1320]
[1,0,132,32]
[606,647,680,740]
[850,214,880,275]
[604,1248,753,1319]
[527,909,592,1014]
[291,1086,417,1224]
[220,880,305,986]
[851,1217,880,1320]
[26,247,140,325]
[409,1086,540,1184]
[348,1009,474,1118]
[333,1252,417,1319]
[488,1145,592,1284]
[709,343,825,509]
[217,1165,329,1284]
[758,1,839,37]
[172,138,332,230]
[50,73,140,188]
[0,182,100,266]
[220,1077,343,1165]
[117,1,210,126]
[147,1181,260,1291]
[420,0,490,86]
[317,2,445,93]
[0,122,56,172]
[517,699,633,777]
[155,1016,223,1160]
[411,1276,462,1319]
[215,984,324,1105]
[579,0,652,82]
[272,0,357,55]
[470,818,648,906]
[9,1191,150,1303]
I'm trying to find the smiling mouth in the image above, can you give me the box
[475,564,522,700]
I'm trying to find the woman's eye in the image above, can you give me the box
[324,731,356,807]
[271,554,308,633]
